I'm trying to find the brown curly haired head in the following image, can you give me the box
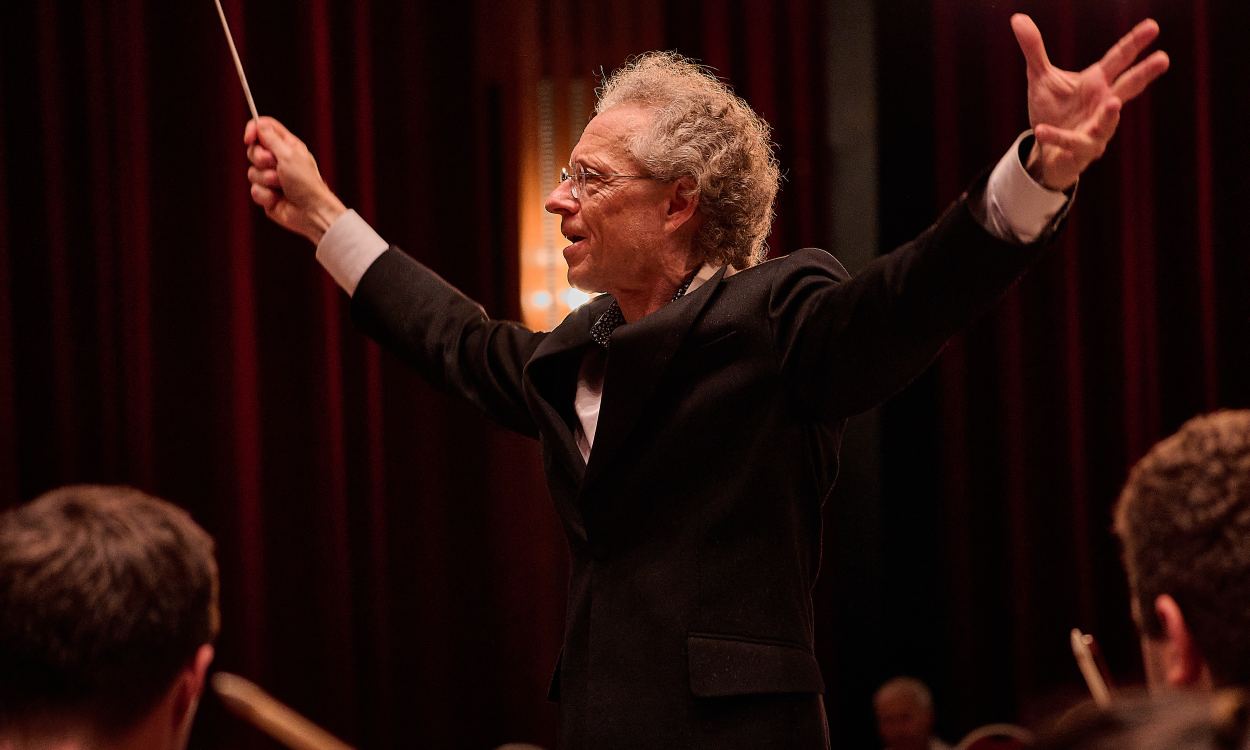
[1114,410,1250,687]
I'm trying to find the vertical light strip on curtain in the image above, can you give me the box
[520,78,592,332]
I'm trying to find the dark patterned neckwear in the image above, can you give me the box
[589,271,698,348]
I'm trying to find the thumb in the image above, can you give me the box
[1011,14,1051,76]
[255,117,298,161]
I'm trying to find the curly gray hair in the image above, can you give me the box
[595,52,781,268]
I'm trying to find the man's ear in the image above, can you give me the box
[1154,594,1209,688]
[170,644,215,729]
[663,177,701,233]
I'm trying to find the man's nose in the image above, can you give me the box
[544,179,577,215]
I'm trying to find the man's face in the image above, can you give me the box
[874,691,933,750]
[544,105,673,296]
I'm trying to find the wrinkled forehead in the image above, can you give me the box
[570,104,654,166]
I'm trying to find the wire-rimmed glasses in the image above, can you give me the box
[559,164,652,200]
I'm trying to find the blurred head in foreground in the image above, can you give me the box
[1114,410,1250,690]
[0,485,219,750]
[1035,689,1250,750]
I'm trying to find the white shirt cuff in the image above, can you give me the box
[984,130,1072,243]
[315,209,389,296]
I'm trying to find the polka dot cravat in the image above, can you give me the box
[589,271,698,349]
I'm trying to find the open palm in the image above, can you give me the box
[1012,14,1170,190]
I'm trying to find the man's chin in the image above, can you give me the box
[566,267,606,294]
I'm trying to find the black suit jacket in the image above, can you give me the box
[350,185,1049,748]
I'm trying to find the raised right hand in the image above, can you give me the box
[244,116,347,244]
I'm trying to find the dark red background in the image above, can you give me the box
[1,1,1246,747]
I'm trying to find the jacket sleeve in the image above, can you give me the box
[768,185,1052,420]
[349,246,543,438]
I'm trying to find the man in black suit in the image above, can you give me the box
[244,15,1167,748]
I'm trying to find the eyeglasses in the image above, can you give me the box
[559,164,651,201]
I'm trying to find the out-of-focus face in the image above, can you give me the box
[874,689,934,750]
[543,105,674,296]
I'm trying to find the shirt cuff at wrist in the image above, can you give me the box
[985,130,1073,243]
[315,209,389,296]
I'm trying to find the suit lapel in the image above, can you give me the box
[582,267,726,491]
[524,297,612,541]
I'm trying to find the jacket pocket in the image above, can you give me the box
[686,632,825,698]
